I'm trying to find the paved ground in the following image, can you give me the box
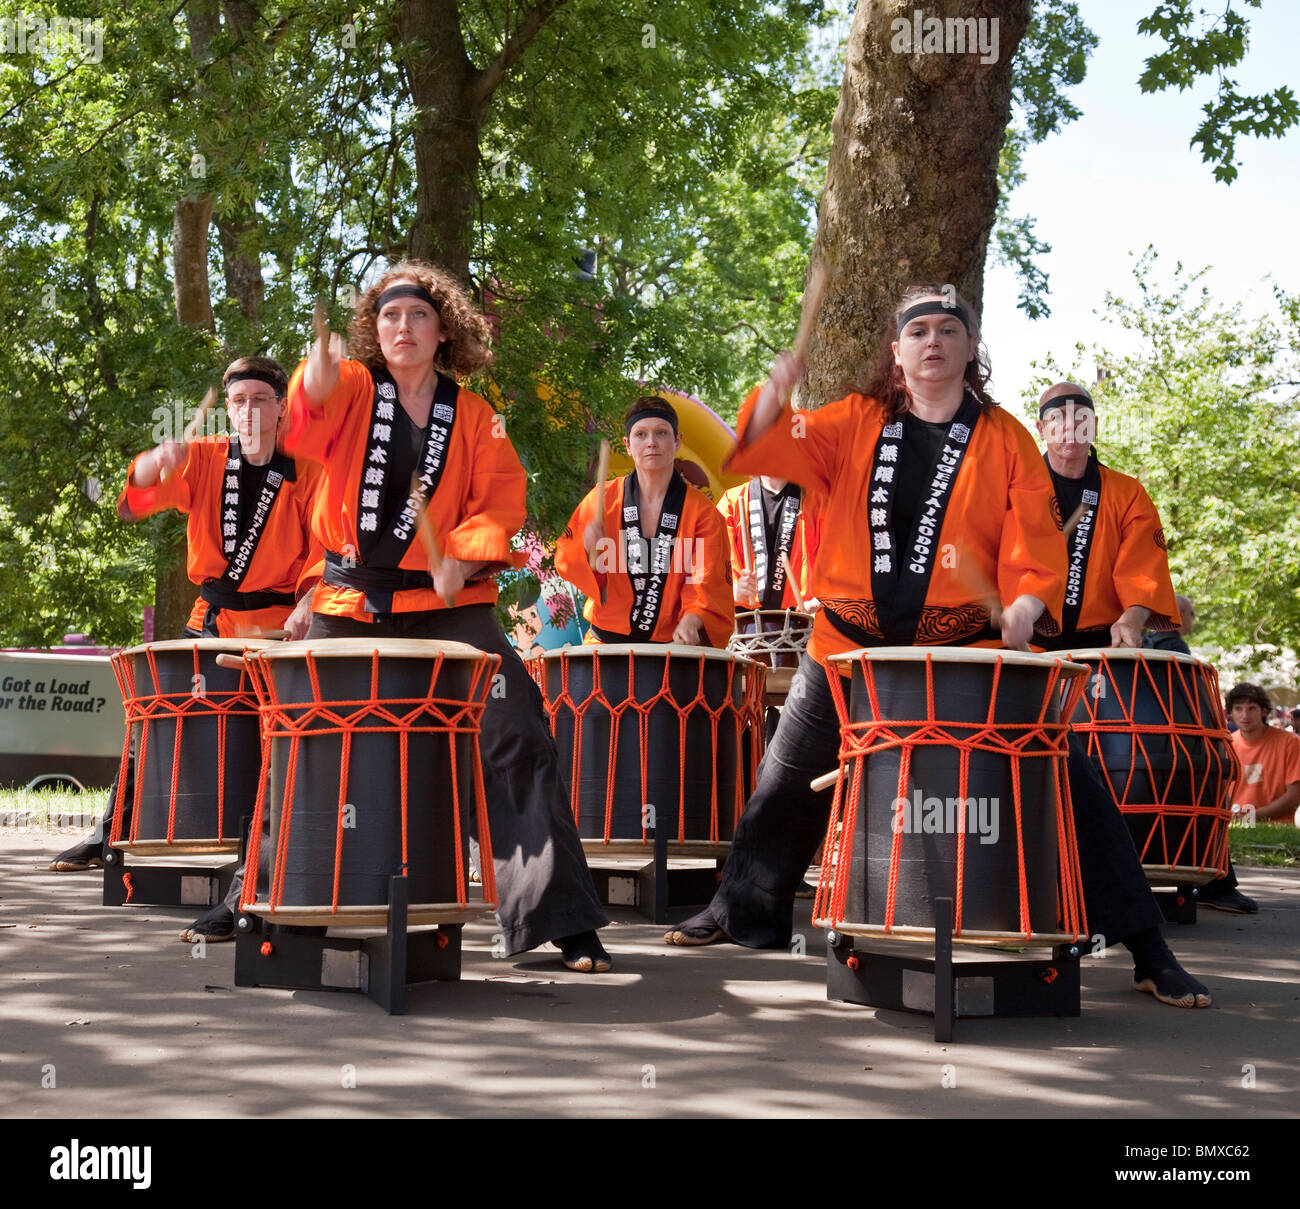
[2,828,1297,1119]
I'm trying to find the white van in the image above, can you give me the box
[0,649,124,790]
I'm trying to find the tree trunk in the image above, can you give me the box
[217,213,265,331]
[214,0,265,340]
[171,194,216,331]
[154,0,223,639]
[800,0,1032,408]
[398,0,481,282]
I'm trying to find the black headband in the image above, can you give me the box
[897,299,971,337]
[374,282,440,313]
[225,371,284,394]
[1038,392,1094,419]
[625,405,679,436]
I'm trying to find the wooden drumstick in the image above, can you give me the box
[738,529,759,609]
[214,654,247,670]
[810,769,839,794]
[590,439,611,605]
[312,299,330,348]
[781,550,808,613]
[792,262,828,367]
[1063,501,1088,539]
[952,550,1004,630]
[182,386,218,444]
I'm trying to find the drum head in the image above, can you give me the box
[830,645,1088,675]
[1066,646,1201,666]
[540,642,752,664]
[255,637,487,661]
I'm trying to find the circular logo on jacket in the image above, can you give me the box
[1049,495,1063,530]
[1154,528,1167,550]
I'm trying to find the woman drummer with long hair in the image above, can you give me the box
[664,283,1212,1009]
[284,261,611,972]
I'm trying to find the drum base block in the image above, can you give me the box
[1154,886,1199,925]
[825,899,1081,1043]
[583,829,726,923]
[233,875,463,1014]
[101,846,236,909]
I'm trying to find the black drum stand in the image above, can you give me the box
[232,874,463,1015]
[825,898,1082,1042]
[102,845,237,909]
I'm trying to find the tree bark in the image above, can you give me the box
[156,0,223,638]
[800,0,1032,408]
[398,0,482,281]
[216,214,265,329]
[397,0,567,283]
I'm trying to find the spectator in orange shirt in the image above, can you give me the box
[1225,683,1300,827]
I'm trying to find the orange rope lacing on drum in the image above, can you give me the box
[240,648,500,916]
[107,646,258,847]
[813,653,1089,942]
[536,650,765,845]
[1070,654,1235,877]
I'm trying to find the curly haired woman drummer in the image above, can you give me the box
[664,284,1212,1010]
[285,262,611,972]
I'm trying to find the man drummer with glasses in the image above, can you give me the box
[48,358,323,946]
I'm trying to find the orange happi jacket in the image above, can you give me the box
[118,438,322,638]
[717,479,821,610]
[1044,459,1181,637]
[725,388,1067,665]
[282,358,526,620]
[555,473,734,648]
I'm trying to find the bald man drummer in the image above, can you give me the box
[1032,384,1255,915]
[1032,383,1181,651]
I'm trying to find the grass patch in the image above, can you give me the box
[1229,822,1300,867]
[0,786,109,830]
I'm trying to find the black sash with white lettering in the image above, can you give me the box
[356,367,459,567]
[867,394,982,644]
[747,480,802,609]
[623,470,688,640]
[1054,450,1103,636]
[214,437,293,589]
